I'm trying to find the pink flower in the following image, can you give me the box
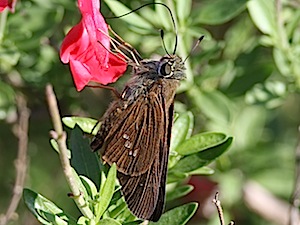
[0,0,17,13]
[60,0,127,91]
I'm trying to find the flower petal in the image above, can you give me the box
[69,57,93,91]
[90,53,127,85]
[60,0,128,91]
[60,23,87,63]
[0,0,16,12]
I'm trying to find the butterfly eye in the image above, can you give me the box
[159,62,172,76]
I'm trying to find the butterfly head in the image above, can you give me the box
[158,55,185,80]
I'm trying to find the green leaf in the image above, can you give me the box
[114,205,136,222]
[286,10,300,40]
[155,0,174,31]
[169,112,194,168]
[188,166,215,175]
[225,47,273,96]
[70,125,101,188]
[70,168,90,203]
[0,43,21,72]
[77,216,89,225]
[23,188,76,225]
[104,0,153,30]
[123,220,144,225]
[69,168,99,218]
[170,112,194,152]
[176,132,227,155]
[176,0,192,24]
[223,15,256,60]
[247,0,276,36]
[96,163,117,220]
[189,89,232,124]
[132,6,160,28]
[167,185,194,201]
[245,80,286,108]
[167,172,188,184]
[97,218,122,225]
[189,136,233,161]
[107,201,127,219]
[0,80,16,120]
[196,0,247,25]
[167,167,214,184]
[273,48,291,76]
[50,139,71,159]
[149,203,198,225]
[109,186,122,206]
[62,116,99,135]
[168,168,214,185]
[231,106,266,148]
[199,61,234,81]
[170,137,233,173]
[80,176,98,201]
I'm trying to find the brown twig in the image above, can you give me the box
[289,126,300,225]
[45,84,94,219]
[286,1,300,10]
[213,192,234,225]
[0,94,30,225]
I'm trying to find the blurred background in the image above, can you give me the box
[0,0,299,224]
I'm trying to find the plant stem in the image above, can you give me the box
[0,94,30,225]
[0,9,8,43]
[45,84,94,219]
[213,192,234,225]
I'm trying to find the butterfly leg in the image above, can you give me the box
[86,84,121,98]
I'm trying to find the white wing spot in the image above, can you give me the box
[122,133,129,139]
[124,140,132,149]
[133,149,138,157]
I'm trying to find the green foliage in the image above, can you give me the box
[196,0,248,25]
[70,126,101,188]
[63,117,100,135]
[170,136,232,175]
[23,115,231,224]
[149,203,198,225]
[166,185,194,202]
[23,188,77,225]
[1,0,299,225]
[95,163,116,220]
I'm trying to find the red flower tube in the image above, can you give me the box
[60,0,127,91]
[0,0,17,13]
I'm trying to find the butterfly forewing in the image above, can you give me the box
[102,92,163,175]
[108,81,175,221]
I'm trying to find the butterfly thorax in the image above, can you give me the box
[122,54,185,104]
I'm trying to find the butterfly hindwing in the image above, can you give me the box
[114,82,175,221]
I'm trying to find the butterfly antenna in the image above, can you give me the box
[106,2,178,54]
[183,35,204,63]
[160,29,171,56]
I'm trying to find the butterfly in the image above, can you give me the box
[90,53,185,221]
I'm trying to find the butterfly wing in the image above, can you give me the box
[115,81,175,221]
[149,102,174,221]
[102,90,163,176]
[91,79,178,221]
